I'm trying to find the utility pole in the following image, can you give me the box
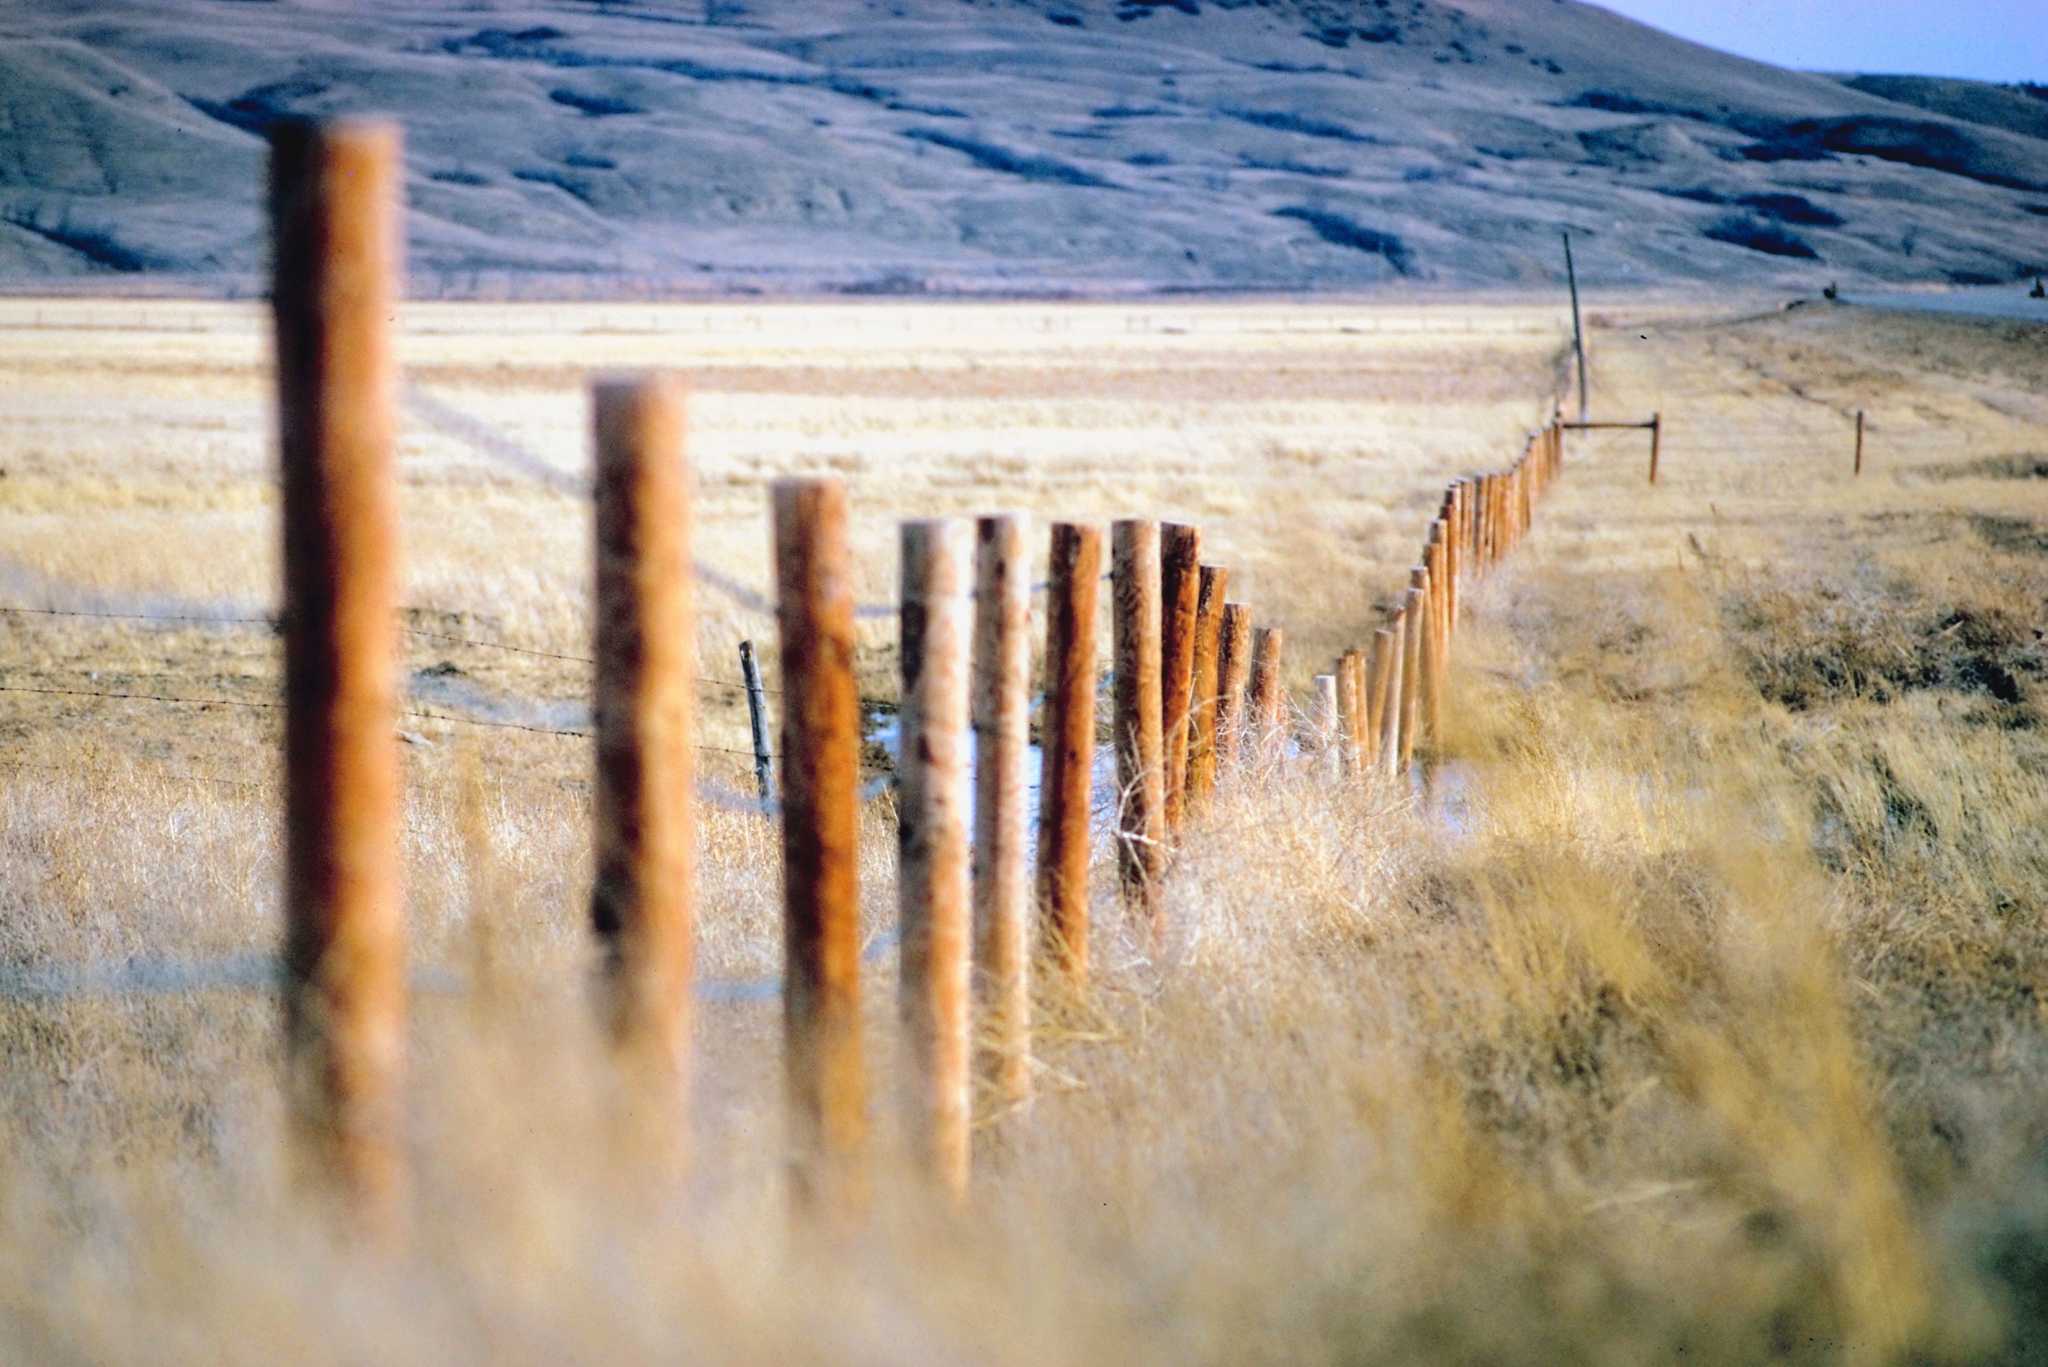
[1563,230,1588,423]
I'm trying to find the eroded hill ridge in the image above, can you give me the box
[1,0,2044,294]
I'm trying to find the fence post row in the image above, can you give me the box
[261,117,1579,1220]
[271,117,407,1231]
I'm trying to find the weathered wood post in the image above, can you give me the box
[1411,566,1441,745]
[1399,588,1425,769]
[1158,523,1202,835]
[1313,672,1342,779]
[272,118,407,1224]
[773,478,867,1209]
[1038,522,1103,984]
[1365,626,1394,773]
[1380,613,1406,778]
[739,640,775,811]
[899,519,973,1200]
[591,377,696,1131]
[1214,603,1254,775]
[1247,626,1285,765]
[972,513,1032,1109]
[1111,520,1165,930]
[1335,651,1362,778]
[1854,410,1864,478]
[1184,565,1229,812]
[1649,412,1663,486]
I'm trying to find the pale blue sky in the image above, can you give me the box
[1594,1,2047,84]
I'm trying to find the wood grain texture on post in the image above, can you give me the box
[1399,586,1426,769]
[1427,534,1450,671]
[271,118,406,1222]
[1247,626,1284,766]
[1111,520,1165,925]
[899,520,974,1200]
[1158,522,1202,834]
[772,478,866,1209]
[590,377,696,1116]
[1334,651,1362,779]
[1379,615,1406,778]
[1214,603,1254,775]
[1417,560,1445,741]
[972,513,1032,1109]
[1038,522,1102,984]
[1184,565,1229,812]
[1444,488,1463,628]
[1426,524,1448,662]
[1365,627,1394,773]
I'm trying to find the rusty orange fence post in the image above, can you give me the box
[1247,626,1285,765]
[1411,567,1440,746]
[1185,565,1229,813]
[1335,651,1362,778]
[973,513,1032,1109]
[1038,522,1102,984]
[1399,588,1425,769]
[272,117,407,1227]
[590,377,695,1136]
[1111,520,1165,930]
[1214,603,1254,775]
[773,478,867,1212]
[899,519,973,1201]
[1159,523,1202,834]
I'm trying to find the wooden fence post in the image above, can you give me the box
[1412,566,1441,745]
[1214,603,1254,775]
[1380,613,1407,777]
[1159,523,1202,834]
[1335,651,1362,778]
[772,478,867,1211]
[1038,522,1102,985]
[972,513,1032,1109]
[1185,566,1229,813]
[1399,588,1425,769]
[1649,412,1663,485]
[1111,520,1165,930]
[899,519,973,1200]
[591,376,696,1131]
[271,117,407,1226]
[739,640,774,810]
[1365,627,1394,773]
[1854,410,1864,477]
[1314,672,1342,779]
[1247,626,1284,765]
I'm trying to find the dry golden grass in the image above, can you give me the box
[1,295,2046,1363]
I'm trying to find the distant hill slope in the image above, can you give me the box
[1836,75,2048,146]
[1,0,2045,294]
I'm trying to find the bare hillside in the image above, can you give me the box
[2,0,2045,294]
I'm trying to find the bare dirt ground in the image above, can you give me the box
[1,296,2045,1363]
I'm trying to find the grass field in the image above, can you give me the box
[1,295,2045,1363]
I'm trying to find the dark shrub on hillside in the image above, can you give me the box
[1705,214,1819,259]
[1736,192,1845,227]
